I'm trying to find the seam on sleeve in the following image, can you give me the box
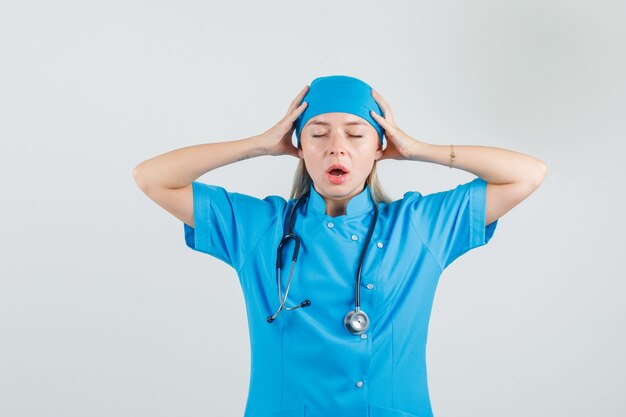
[408,212,444,272]
[204,196,237,267]
[191,181,216,256]
[468,177,487,249]
[234,198,287,275]
[443,181,478,268]
[441,178,485,269]
[235,217,279,275]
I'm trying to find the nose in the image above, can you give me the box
[328,131,348,155]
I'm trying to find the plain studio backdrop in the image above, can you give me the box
[1,0,624,416]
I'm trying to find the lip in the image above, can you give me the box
[326,171,349,185]
[325,163,350,174]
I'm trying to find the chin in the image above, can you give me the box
[316,178,365,196]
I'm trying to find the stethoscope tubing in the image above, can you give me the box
[267,188,379,335]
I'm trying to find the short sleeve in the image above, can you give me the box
[408,177,498,270]
[183,181,286,271]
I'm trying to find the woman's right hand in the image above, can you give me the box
[260,85,309,157]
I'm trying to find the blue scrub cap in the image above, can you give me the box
[294,75,385,148]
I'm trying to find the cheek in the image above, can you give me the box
[300,154,323,173]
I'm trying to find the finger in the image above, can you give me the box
[291,101,309,120]
[371,110,399,140]
[287,85,310,113]
[290,85,309,108]
[372,89,395,124]
[372,89,391,109]
[372,89,395,121]
[371,93,388,119]
[287,101,308,122]
[370,109,391,128]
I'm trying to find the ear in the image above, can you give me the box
[374,141,383,160]
[297,146,303,159]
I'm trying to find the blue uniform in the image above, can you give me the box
[183,177,498,417]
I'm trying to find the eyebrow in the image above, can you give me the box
[308,120,368,126]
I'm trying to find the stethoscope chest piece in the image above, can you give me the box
[344,309,370,335]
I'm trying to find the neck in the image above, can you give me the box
[325,200,348,217]
[314,183,367,217]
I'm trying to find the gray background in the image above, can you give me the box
[1,0,624,416]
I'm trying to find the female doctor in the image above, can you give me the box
[133,75,547,417]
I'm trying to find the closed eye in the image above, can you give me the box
[311,134,363,138]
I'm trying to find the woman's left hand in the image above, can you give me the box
[370,89,427,161]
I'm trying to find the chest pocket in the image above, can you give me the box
[252,404,306,417]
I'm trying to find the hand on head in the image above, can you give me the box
[260,85,309,158]
[369,89,421,161]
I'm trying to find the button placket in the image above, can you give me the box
[362,239,384,292]
[310,204,379,397]
[359,238,386,343]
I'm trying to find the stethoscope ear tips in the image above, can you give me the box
[300,299,311,308]
[266,316,275,323]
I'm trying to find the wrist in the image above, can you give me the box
[409,143,458,168]
[407,141,433,161]
[249,134,270,157]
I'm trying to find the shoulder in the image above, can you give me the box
[398,177,486,207]
[191,181,290,223]
[193,181,288,205]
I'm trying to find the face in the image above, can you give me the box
[297,112,383,201]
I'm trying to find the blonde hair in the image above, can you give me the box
[289,158,393,204]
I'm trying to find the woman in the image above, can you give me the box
[133,75,547,417]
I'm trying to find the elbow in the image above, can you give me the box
[132,165,141,180]
[530,159,548,188]
[132,164,149,191]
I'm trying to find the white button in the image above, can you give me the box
[377,242,384,248]
[360,333,368,339]
[366,283,374,290]
[327,222,334,228]
[351,235,358,241]
[356,380,364,388]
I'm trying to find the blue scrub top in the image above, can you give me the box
[183,177,498,417]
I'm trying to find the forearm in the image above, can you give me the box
[409,143,548,185]
[132,134,267,190]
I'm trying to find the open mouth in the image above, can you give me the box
[329,168,347,177]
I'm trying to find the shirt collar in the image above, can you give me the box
[308,183,375,217]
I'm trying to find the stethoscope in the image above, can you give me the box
[266,188,379,335]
